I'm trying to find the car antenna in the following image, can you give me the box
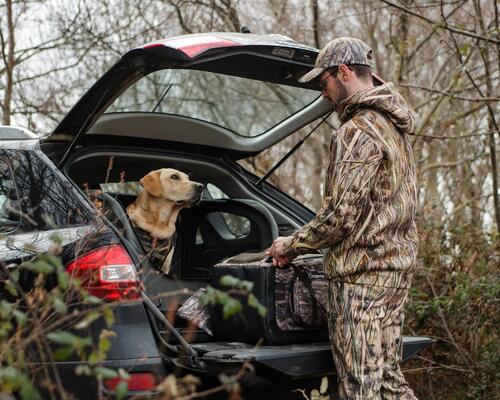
[256,110,333,187]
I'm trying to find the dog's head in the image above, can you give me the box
[139,168,204,206]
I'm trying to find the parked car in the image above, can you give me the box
[2,32,432,398]
[0,126,166,398]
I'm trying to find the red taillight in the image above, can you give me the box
[143,36,240,58]
[67,245,140,301]
[104,372,157,391]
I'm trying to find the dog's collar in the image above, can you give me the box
[132,222,176,268]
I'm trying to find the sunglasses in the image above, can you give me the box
[319,72,334,90]
[318,66,354,89]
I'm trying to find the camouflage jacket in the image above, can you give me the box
[282,83,419,288]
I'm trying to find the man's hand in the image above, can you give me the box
[267,236,296,268]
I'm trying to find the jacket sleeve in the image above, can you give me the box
[282,125,384,257]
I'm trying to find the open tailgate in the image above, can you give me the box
[171,336,432,385]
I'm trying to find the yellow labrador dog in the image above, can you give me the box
[127,168,204,272]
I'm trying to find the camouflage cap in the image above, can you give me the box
[299,37,383,84]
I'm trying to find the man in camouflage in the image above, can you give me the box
[268,37,419,400]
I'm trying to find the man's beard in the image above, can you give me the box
[329,79,349,110]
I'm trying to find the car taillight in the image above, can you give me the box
[104,372,157,391]
[67,244,140,301]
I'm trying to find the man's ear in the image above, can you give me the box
[338,64,351,82]
[140,171,163,197]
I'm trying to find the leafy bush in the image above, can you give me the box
[405,223,499,399]
[0,241,126,399]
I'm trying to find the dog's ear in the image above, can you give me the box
[140,171,163,197]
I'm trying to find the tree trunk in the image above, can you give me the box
[2,0,15,125]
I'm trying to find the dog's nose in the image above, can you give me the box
[195,183,204,192]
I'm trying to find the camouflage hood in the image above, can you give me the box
[337,83,418,135]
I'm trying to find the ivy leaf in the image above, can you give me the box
[219,275,253,292]
[103,308,115,327]
[10,269,19,282]
[57,269,69,290]
[222,298,242,319]
[115,381,129,400]
[239,280,253,292]
[53,346,74,361]
[94,367,119,380]
[248,294,266,317]
[99,337,111,352]
[43,254,63,269]
[18,378,41,400]
[13,310,28,327]
[46,331,92,349]
[75,365,91,376]
[4,281,17,296]
[0,300,13,318]
[49,233,63,245]
[89,349,106,364]
[219,275,239,288]
[85,295,102,304]
[0,368,41,400]
[75,311,101,329]
[22,260,53,274]
[53,297,67,314]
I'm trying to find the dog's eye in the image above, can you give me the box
[171,174,179,180]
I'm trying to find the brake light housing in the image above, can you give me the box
[144,35,241,58]
[67,244,140,301]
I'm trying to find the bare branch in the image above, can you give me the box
[398,82,500,102]
[380,0,500,44]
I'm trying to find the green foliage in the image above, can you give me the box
[115,380,129,400]
[21,254,62,274]
[200,274,267,319]
[0,367,41,400]
[201,285,242,319]
[405,222,500,399]
[0,238,125,399]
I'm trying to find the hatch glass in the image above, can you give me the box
[105,69,319,137]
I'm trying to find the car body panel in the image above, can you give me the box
[0,133,166,398]
[0,225,95,261]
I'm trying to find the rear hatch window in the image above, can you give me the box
[105,69,319,137]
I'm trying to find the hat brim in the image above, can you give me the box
[298,67,326,83]
[299,67,386,86]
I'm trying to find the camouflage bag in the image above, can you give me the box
[275,255,328,330]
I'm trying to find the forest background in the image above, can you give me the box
[0,0,498,399]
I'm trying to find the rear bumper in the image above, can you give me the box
[35,357,166,399]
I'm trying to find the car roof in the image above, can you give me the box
[0,126,40,150]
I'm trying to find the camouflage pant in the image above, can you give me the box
[328,281,418,400]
